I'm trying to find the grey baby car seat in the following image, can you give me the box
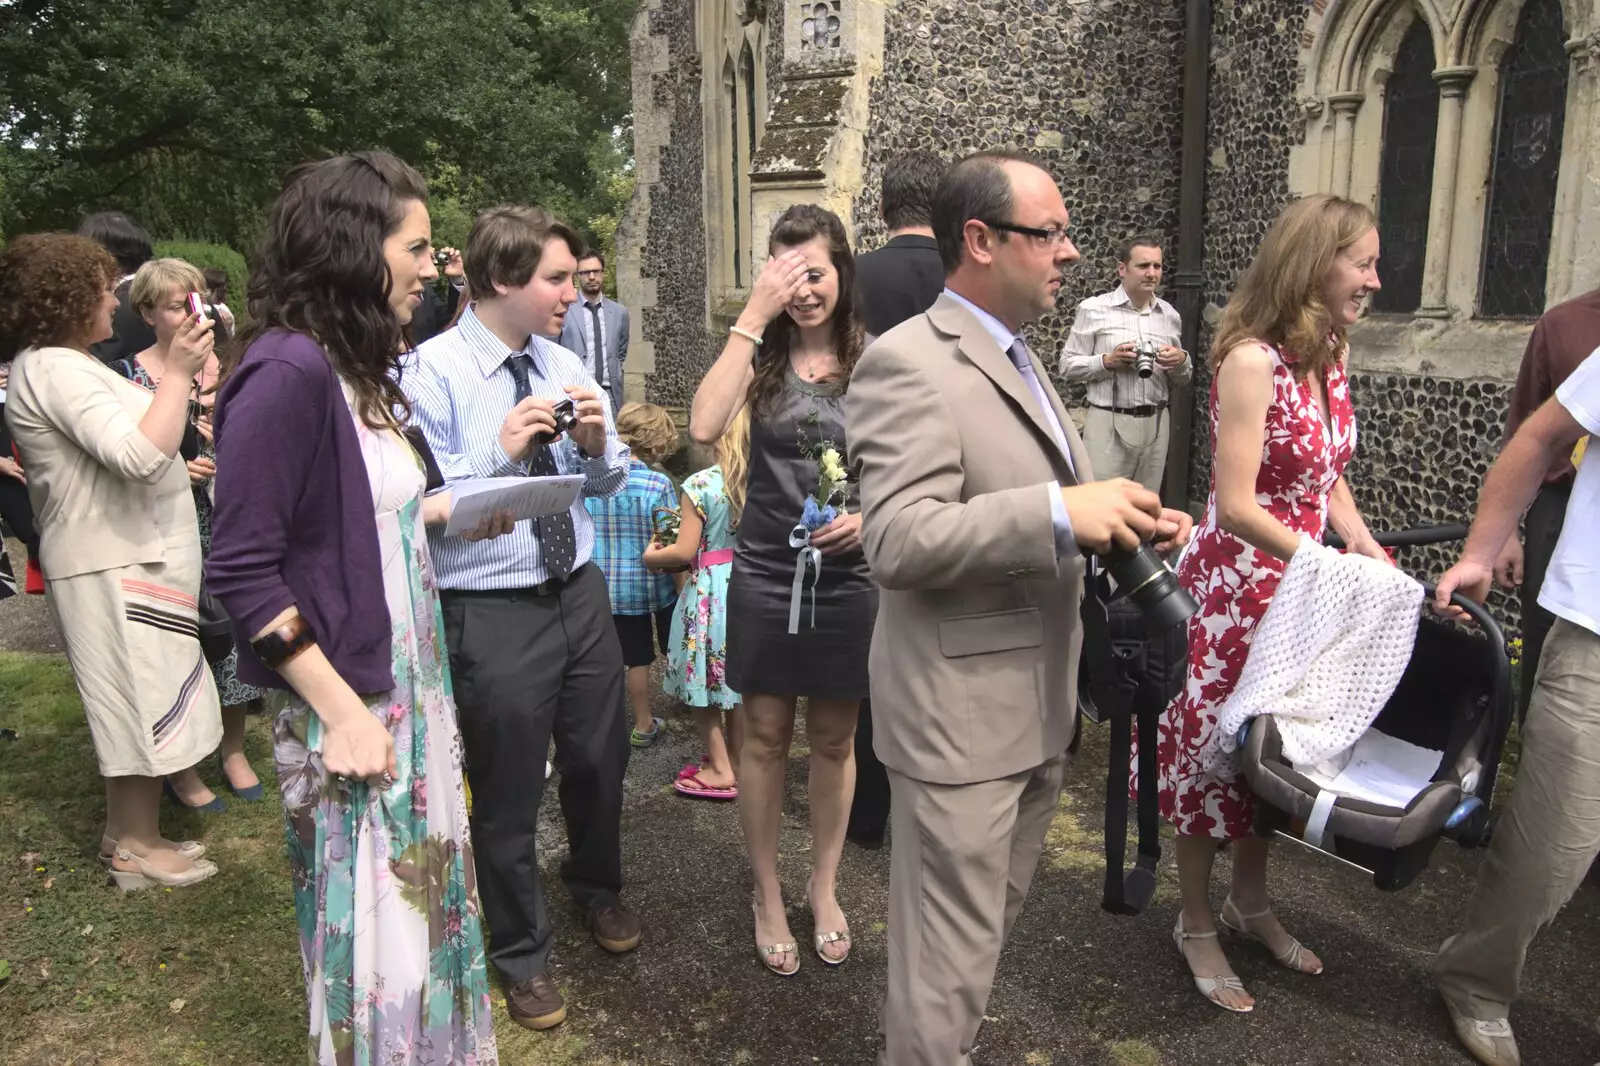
[1235,525,1513,891]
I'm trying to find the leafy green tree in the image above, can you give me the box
[0,0,635,254]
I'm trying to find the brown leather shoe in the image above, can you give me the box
[505,974,567,1030]
[589,902,642,953]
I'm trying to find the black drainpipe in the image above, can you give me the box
[1164,0,1212,511]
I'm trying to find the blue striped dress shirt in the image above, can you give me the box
[402,306,630,590]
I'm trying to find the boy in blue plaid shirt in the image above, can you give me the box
[586,402,680,746]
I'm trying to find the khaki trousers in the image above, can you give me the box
[1083,406,1168,495]
[879,752,1069,1066]
[1434,618,1600,1019]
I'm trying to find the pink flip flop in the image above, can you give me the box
[673,765,737,800]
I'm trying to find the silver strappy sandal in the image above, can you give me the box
[1173,913,1253,1013]
[1221,897,1324,975]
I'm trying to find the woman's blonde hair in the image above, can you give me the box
[1210,194,1376,379]
[129,258,205,313]
[615,402,680,465]
[716,406,751,527]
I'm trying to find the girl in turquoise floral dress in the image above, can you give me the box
[646,409,748,799]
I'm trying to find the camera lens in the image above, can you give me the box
[551,398,578,434]
[1099,543,1199,634]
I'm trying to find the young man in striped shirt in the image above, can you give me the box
[403,205,639,1033]
[1060,236,1190,497]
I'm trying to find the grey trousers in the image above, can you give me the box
[441,564,630,985]
[1435,618,1600,1019]
[1084,406,1169,495]
[879,752,1069,1066]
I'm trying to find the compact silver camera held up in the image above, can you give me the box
[1132,338,1161,379]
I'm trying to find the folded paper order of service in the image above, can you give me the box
[442,475,586,536]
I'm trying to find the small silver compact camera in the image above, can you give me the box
[1132,338,1161,379]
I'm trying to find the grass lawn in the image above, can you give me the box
[0,652,606,1065]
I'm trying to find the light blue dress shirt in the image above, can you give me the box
[942,288,1078,556]
[402,306,631,590]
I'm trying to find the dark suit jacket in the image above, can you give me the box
[411,283,464,347]
[855,234,946,336]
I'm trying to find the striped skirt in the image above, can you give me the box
[46,553,222,778]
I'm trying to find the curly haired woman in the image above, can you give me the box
[0,232,223,890]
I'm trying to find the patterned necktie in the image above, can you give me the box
[588,302,609,390]
[505,353,576,581]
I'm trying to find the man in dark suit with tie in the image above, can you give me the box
[558,250,629,414]
[847,149,948,849]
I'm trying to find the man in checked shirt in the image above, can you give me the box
[1060,236,1190,496]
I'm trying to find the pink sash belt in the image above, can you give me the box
[696,548,735,569]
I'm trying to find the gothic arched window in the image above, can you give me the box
[725,58,742,288]
[1478,0,1569,318]
[1372,18,1438,313]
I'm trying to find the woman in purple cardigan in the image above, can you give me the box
[207,152,505,1064]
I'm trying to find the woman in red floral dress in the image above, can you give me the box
[1157,194,1388,1013]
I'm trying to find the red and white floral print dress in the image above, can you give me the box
[1153,341,1357,840]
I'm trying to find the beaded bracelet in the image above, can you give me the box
[729,325,764,346]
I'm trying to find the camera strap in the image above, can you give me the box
[1080,569,1164,917]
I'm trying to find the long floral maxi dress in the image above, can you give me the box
[664,466,741,710]
[271,390,497,1065]
[1150,342,1357,841]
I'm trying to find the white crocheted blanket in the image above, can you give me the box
[1203,535,1424,779]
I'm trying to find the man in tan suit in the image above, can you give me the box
[846,150,1191,1065]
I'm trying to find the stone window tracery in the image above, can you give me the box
[800,1,842,50]
[1294,0,1593,318]
[701,0,768,304]
[1478,0,1570,318]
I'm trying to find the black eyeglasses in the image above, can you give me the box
[982,220,1073,246]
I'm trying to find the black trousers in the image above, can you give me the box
[441,564,630,984]
[848,697,890,844]
[1518,480,1570,723]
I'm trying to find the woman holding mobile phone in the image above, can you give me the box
[0,233,223,890]
[128,258,265,815]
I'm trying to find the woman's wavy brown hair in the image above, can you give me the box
[220,150,428,429]
[1210,194,1376,380]
[0,234,117,354]
[747,205,865,419]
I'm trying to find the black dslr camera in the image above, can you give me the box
[1095,540,1199,636]
[1078,538,1197,917]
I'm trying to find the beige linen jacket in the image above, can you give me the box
[6,346,191,580]
[845,293,1092,786]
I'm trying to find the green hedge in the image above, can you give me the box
[153,241,249,308]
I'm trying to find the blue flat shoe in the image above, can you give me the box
[164,778,225,813]
[217,755,264,801]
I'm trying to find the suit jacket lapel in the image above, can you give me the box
[929,294,1078,485]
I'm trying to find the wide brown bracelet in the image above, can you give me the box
[251,615,318,671]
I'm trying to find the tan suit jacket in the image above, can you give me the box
[845,293,1091,787]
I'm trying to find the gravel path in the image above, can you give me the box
[5,578,1596,1064]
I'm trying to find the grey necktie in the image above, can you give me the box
[587,302,609,390]
[505,353,576,581]
[1008,339,1073,474]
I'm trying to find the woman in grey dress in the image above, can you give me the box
[690,205,876,977]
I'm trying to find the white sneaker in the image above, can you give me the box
[1444,1001,1521,1066]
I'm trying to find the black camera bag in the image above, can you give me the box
[1078,567,1188,915]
